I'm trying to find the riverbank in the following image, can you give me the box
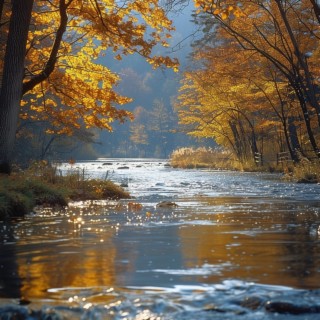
[0,161,130,219]
[170,147,320,183]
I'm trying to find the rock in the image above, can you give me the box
[297,178,318,184]
[265,301,320,314]
[103,162,113,165]
[239,296,265,310]
[127,202,143,210]
[156,201,178,208]
[118,166,130,169]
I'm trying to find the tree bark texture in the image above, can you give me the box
[0,0,34,173]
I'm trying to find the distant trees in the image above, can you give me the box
[128,100,177,158]
[0,0,178,172]
[176,0,320,165]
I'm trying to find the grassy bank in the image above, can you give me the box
[284,158,320,183]
[170,147,236,170]
[169,147,258,171]
[170,147,320,183]
[0,161,130,219]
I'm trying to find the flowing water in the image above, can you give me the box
[1,159,320,319]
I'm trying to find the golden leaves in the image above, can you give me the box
[193,0,243,19]
[21,0,177,135]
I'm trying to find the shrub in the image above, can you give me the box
[287,159,320,183]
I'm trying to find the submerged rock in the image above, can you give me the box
[265,301,320,314]
[156,201,178,208]
[0,305,63,320]
[297,178,318,184]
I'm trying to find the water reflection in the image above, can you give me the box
[177,196,320,289]
[0,205,119,301]
[284,213,320,286]
[0,221,22,298]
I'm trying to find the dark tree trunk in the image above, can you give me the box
[310,0,320,24]
[229,121,243,161]
[0,0,4,22]
[0,0,34,174]
[287,116,301,162]
[281,115,298,163]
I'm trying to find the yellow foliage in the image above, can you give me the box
[20,0,178,135]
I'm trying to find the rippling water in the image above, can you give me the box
[1,159,320,319]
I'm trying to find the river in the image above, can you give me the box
[1,158,320,319]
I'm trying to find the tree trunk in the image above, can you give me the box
[275,0,320,128]
[310,0,320,24]
[229,121,243,161]
[0,0,34,173]
[287,116,301,162]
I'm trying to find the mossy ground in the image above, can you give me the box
[0,162,130,219]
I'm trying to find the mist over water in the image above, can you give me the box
[1,159,320,319]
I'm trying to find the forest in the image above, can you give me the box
[176,0,320,169]
[1,2,320,317]
[0,0,320,171]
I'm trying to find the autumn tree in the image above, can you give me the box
[177,0,320,164]
[176,44,262,164]
[0,0,178,173]
[192,0,320,159]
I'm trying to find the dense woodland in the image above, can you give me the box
[176,0,320,167]
[0,1,320,170]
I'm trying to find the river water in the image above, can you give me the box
[1,159,320,319]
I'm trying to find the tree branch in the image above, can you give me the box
[22,0,71,95]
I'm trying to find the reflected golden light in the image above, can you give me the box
[16,207,118,300]
[178,196,320,288]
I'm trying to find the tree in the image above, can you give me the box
[181,0,320,161]
[0,0,178,173]
[0,0,34,173]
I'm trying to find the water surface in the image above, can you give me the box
[1,159,320,319]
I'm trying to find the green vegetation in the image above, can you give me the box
[0,161,130,220]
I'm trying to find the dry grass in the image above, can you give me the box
[285,158,320,183]
[170,147,279,172]
[170,147,238,170]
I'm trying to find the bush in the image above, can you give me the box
[286,159,320,183]
[68,178,130,201]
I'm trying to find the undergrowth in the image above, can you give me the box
[284,158,320,183]
[170,147,236,170]
[169,147,265,171]
[0,161,130,219]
